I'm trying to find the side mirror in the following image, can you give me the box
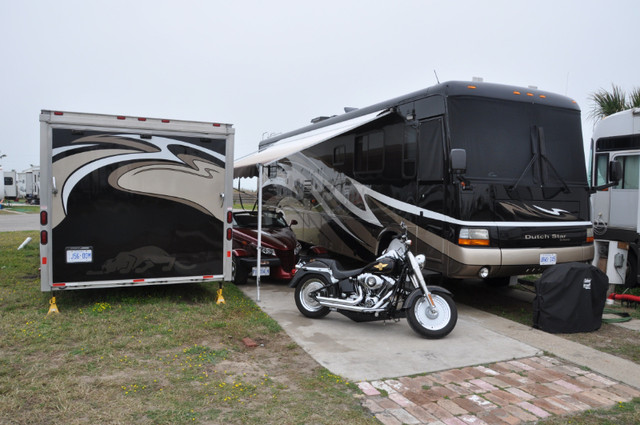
[591,159,623,193]
[609,160,622,183]
[450,149,467,174]
[290,219,298,226]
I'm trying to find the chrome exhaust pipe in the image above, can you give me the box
[316,286,363,307]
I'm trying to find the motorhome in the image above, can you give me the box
[17,167,40,203]
[40,110,234,291]
[590,107,640,286]
[236,81,594,285]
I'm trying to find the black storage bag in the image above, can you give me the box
[533,262,609,333]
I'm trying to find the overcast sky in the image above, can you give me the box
[0,0,638,174]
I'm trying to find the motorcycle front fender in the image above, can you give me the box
[404,285,453,306]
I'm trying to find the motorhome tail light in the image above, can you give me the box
[40,230,48,245]
[586,228,594,244]
[40,211,48,226]
[458,228,490,246]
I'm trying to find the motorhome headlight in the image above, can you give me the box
[458,228,490,246]
[260,246,276,256]
[415,254,426,269]
[586,227,594,243]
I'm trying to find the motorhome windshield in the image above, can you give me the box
[447,97,587,186]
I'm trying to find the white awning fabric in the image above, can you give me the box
[234,109,389,178]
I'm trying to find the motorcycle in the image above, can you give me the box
[288,224,457,338]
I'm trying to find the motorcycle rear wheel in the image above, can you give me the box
[406,289,457,339]
[294,275,330,319]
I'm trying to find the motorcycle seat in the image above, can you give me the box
[311,258,369,280]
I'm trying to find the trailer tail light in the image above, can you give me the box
[133,279,144,283]
[458,228,489,246]
[162,119,170,123]
[40,230,48,245]
[117,116,126,120]
[40,211,48,226]
[52,283,66,288]
[42,257,47,265]
[54,111,64,116]
[227,209,233,223]
[226,228,233,240]
[137,117,147,121]
[213,123,221,127]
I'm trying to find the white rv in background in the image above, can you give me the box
[590,108,640,286]
[17,167,40,203]
[3,170,17,199]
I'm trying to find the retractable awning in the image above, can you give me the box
[234,109,390,178]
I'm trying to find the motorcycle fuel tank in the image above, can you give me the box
[365,258,397,275]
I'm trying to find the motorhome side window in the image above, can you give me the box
[594,154,608,187]
[418,118,445,181]
[403,126,417,178]
[614,154,640,189]
[354,131,384,173]
[333,145,345,166]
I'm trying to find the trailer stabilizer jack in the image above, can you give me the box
[216,284,226,305]
[47,297,60,316]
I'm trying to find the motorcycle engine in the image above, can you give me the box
[357,273,385,290]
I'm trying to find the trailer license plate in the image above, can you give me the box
[540,253,557,266]
[66,248,93,263]
[252,266,270,277]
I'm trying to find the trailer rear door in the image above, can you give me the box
[39,110,234,291]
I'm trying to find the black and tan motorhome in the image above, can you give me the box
[236,81,594,285]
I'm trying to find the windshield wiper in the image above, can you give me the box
[509,126,570,195]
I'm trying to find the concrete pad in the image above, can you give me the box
[241,282,540,382]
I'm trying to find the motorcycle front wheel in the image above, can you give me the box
[294,274,330,319]
[406,289,457,339]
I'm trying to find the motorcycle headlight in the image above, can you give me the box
[260,246,276,256]
[415,254,426,270]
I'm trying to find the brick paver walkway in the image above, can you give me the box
[357,355,640,425]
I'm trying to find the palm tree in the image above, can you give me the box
[588,84,640,122]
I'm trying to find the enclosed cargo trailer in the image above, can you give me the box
[39,110,234,291]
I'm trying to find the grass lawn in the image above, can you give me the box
[0,231,377,425]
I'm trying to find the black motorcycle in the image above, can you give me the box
[289,224,457,338]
